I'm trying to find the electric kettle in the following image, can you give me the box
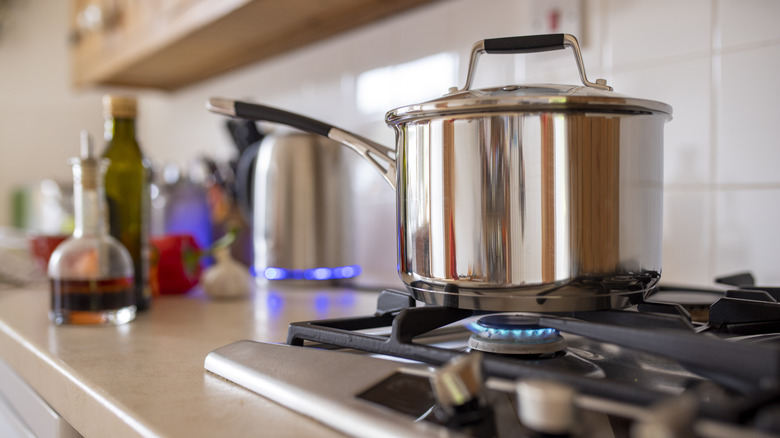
[236,130,357,284]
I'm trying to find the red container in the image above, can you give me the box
[150,234,202,295]
[29,234,69,274]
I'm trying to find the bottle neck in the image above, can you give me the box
[72,165,107,238]
[105,117,137,142]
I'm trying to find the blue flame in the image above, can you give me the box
[469,322,559,343]
[260,265,362,281]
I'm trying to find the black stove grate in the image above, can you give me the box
[287,285,780,429]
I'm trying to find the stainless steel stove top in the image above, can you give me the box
[205,277,780,438]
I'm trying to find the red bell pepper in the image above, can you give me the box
[150,234,202,295]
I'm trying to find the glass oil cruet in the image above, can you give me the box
[48,131,136,325]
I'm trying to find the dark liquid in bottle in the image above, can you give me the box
[51,277,135,312]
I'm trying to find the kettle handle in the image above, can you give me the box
[457,33,612,93]
[234,140,260,224]
[208,98,397,190]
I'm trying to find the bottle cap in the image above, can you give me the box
[103,95,137,119]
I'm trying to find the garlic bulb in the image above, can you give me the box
[201,247,251,299]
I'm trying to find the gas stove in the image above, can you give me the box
[205,273,780,437]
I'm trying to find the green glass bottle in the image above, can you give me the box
[102,95,152,311]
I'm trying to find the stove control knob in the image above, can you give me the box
[517,379,576,436]
[430,352,484,414]
[430,352,495,435]
[631,394,697,438]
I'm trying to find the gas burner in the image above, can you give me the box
[467,314,567,355]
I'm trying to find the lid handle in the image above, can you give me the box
[457,34,612,92]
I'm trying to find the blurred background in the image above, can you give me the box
[0,0,778,288]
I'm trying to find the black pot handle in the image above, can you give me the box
[483,34,566,54]
[457,33,611,92]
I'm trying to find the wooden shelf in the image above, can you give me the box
[71,0,439,91]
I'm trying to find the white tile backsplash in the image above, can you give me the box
[716,43,780,185]
[347,153,401,289]
[718,0,780,49]
[611,57,712,186]
[662,190,712,285]
[522,49,590,86]
[605,0,712,68]
[3,0,780,289]
[715,189,780,285]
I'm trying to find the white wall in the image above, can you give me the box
[1,0,779,287]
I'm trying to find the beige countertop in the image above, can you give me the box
[0,280,383,437]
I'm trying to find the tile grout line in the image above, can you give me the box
[610,50,712,73]
[716,36,780,56]
[600,0,613,79]
[609,36,780,74]
[708,0,721,283]
[666,183,780,192]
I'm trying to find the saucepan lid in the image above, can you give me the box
[387,34,672,124]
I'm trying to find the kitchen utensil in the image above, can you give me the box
[208,33,672,311]
[235,130,355,283]
[226,119,264,155]
[229,119,265,222]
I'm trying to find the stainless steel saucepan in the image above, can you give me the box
[208,33,672,312]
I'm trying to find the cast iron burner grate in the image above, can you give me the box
[287,273,780,431]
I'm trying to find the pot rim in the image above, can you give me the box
[386,83,673,125]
